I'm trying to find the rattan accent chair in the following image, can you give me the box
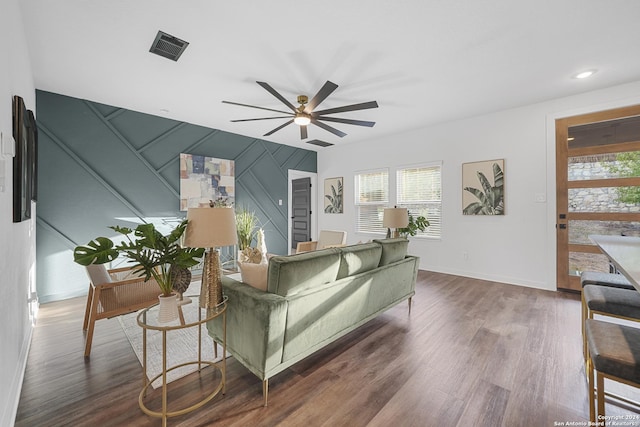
[82,264,160,357]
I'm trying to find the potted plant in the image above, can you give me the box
[235,207,259,251]
[236,208,266,264]
[73,219,205,321]
[398,214,430,238]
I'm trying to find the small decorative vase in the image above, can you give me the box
[157,293,179,323]
[171,266,192,305]
[257,228,268,263]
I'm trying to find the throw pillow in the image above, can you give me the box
[239,247,263,264]
[238,261,268,291]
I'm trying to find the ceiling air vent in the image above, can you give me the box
[149,31,189,61]
[306,139,334,148]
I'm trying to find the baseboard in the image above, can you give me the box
[1,320,33,427]
[38,288,87,304]
[422,266,553,291]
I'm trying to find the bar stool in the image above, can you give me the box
[582,285,640,362]
[580,271,635,360]
[585,319,640,425]
[580,271,635,290]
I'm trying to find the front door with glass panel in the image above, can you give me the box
[556,106,640,291]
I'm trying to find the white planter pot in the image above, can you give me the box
[157,293,179,323]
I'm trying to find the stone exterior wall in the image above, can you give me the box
[568,161,639,213]
[567,158,640,274]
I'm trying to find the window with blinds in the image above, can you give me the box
[355,169,389,234]
[397,164,442,238]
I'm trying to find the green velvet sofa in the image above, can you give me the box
[206,238,419,406]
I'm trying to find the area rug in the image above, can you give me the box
[118,281,225,389]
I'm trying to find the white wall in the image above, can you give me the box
[0,0,37,424]
[318,80,640,291]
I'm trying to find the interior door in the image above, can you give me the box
[291,177,311,251]
[556,105,640,291]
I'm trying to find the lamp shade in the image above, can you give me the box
[383,207,409,229]
[184,207,237,248]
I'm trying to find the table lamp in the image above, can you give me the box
[383,207,409,238]
[184,207,237,308]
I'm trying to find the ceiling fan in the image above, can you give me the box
[222,80,378,140]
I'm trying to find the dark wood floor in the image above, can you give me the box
[15,271,640,426]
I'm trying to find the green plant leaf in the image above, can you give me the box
[493,163,504,188]
[73,237,119,266]
[464,186,487,204]
[73,221,205,296]
[134,223,163,248]
[398,214,430,237]
[109,225,133,235]
[463,202,484,215]
[167,219,189,245]
[476,172,493,200]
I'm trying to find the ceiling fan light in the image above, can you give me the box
[294,114,311,126]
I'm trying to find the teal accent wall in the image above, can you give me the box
[35,90,316,303]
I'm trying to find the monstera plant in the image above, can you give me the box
[398,214,430,238]
[73,220,205,296]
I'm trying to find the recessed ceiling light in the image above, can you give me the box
[573,70,597,79]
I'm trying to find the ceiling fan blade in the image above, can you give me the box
[313,101,379,116]
[316,116,376,127]
[311,119,347,138]
[264,119,294,136]
[231,116,293,122]
[222,100,292,115]
[300,125,308,140]
[304,81,338,113]
[256,81,297,112]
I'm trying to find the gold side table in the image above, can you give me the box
[136,296,227,426]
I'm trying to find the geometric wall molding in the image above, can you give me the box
[35,90,316,302]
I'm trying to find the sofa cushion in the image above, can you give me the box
[373,238,409,266]
[267,248,341,296]
[337,243,383,279]
[239,261,268,291]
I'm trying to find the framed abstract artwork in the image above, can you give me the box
[179,153,235,210]
[324,177,343,213]
[462,159,505,215]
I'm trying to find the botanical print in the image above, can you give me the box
[324,177,343,213]
[462,159,504,215]
[179,153,235,210]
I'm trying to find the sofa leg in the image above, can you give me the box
[408,297,412,315]
[263,379,269,407]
